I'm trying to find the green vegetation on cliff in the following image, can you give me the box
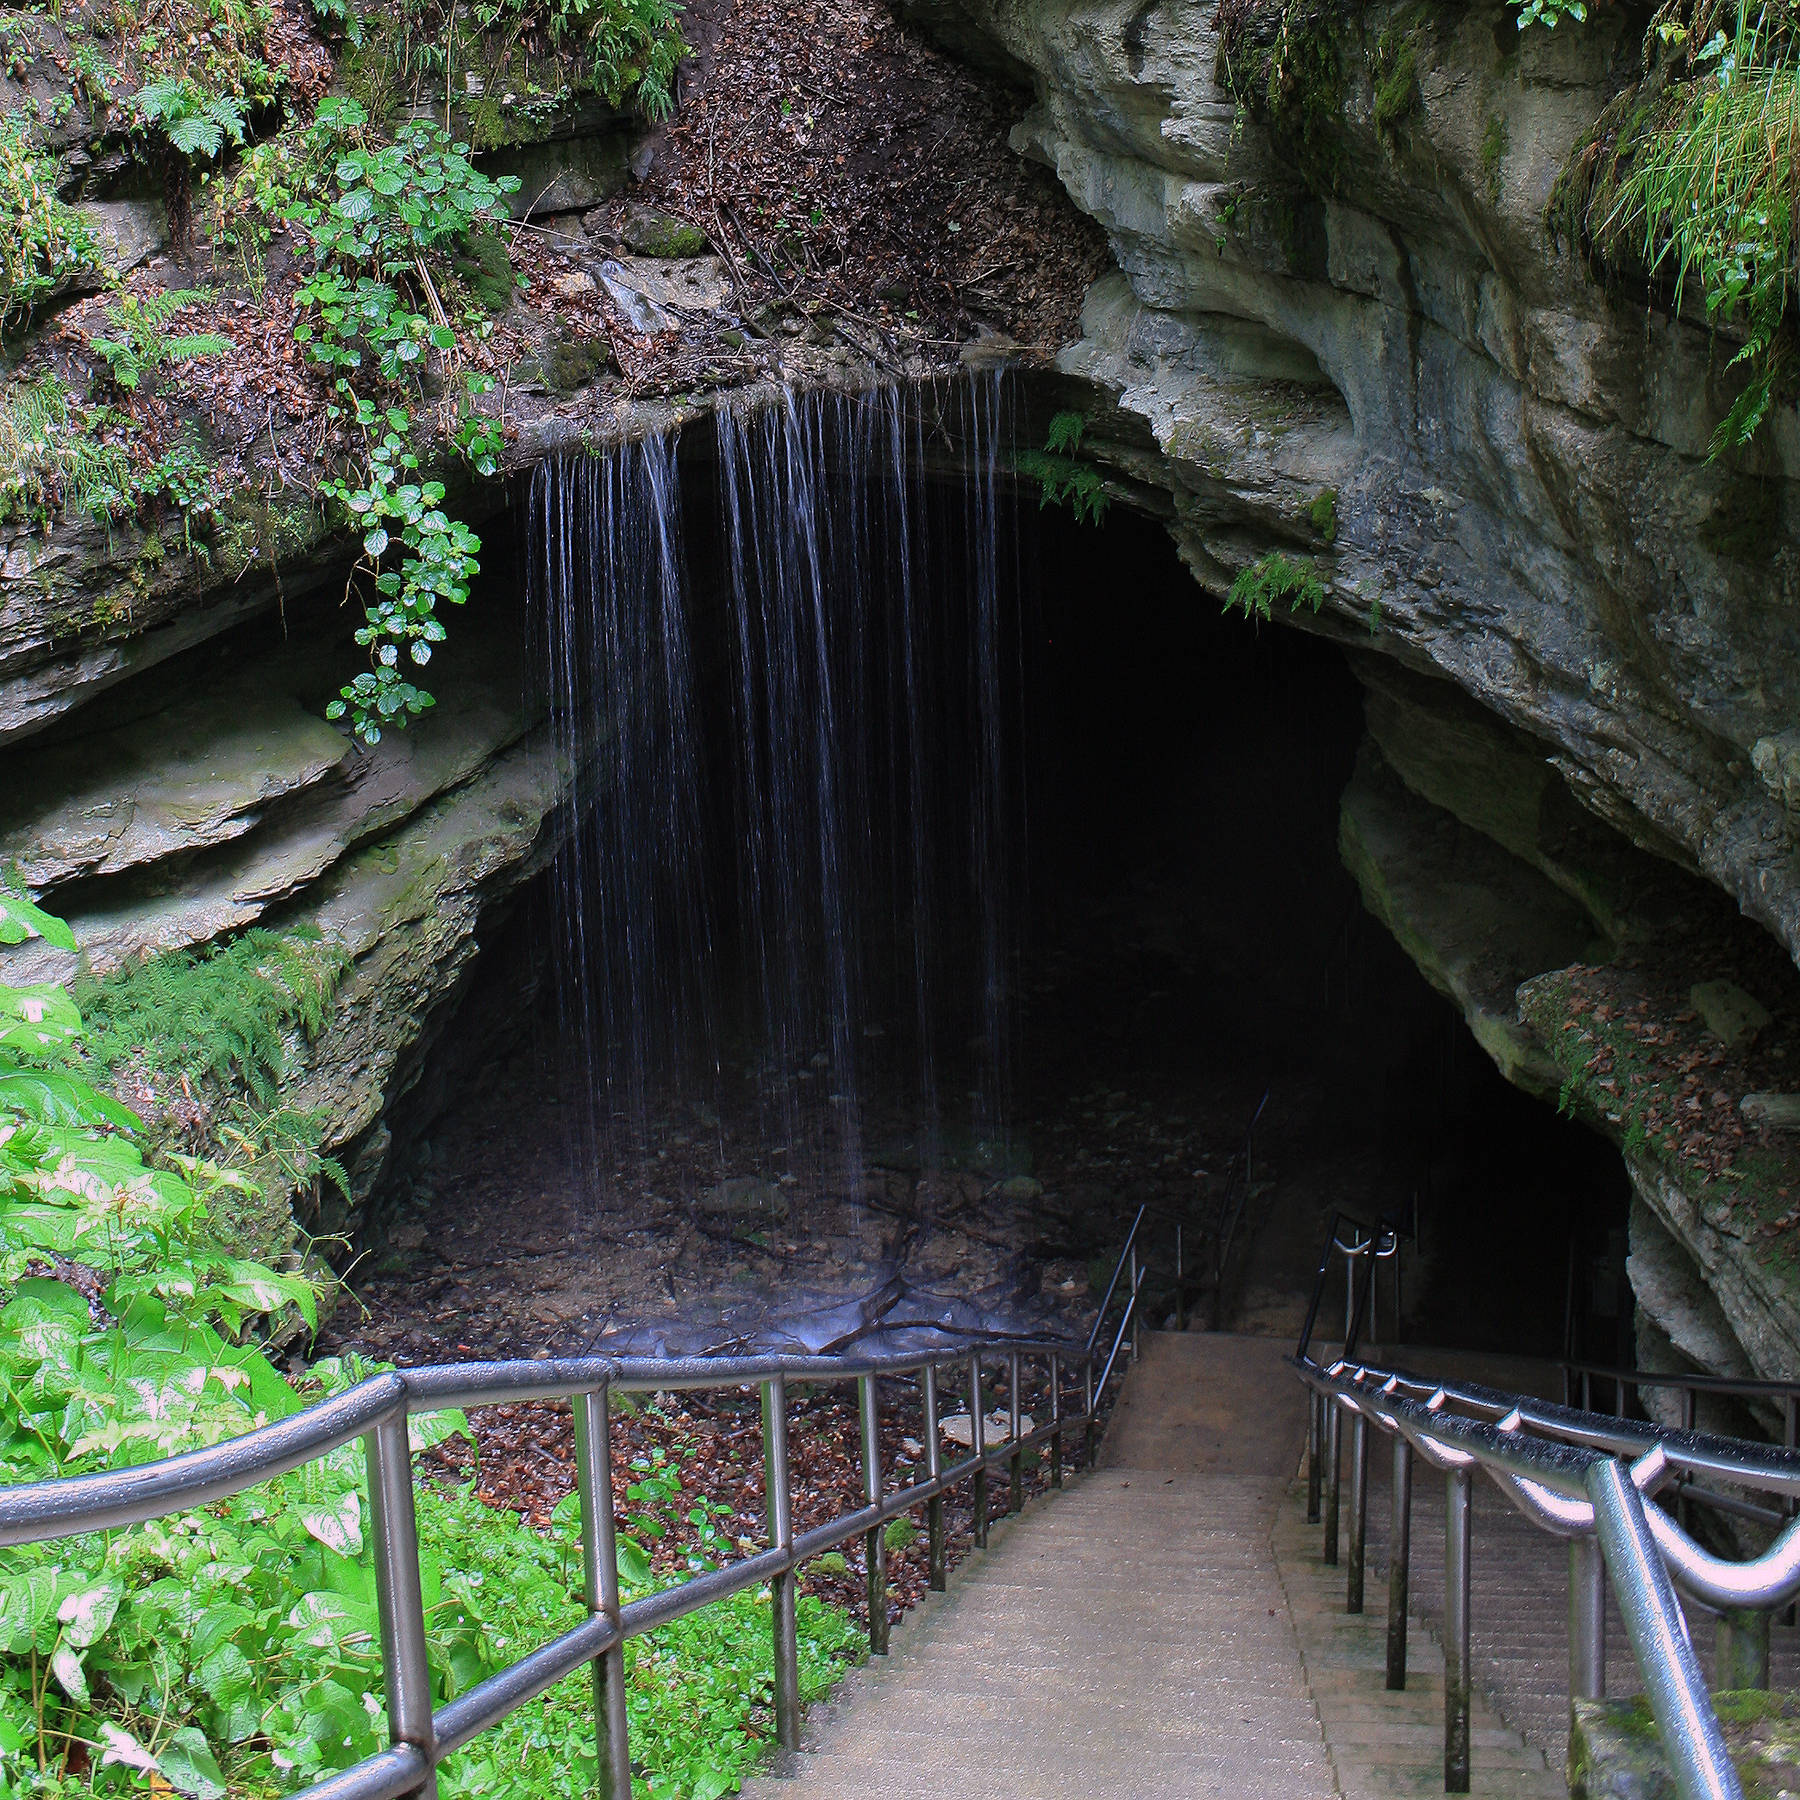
[1578,7,1800,453]
[1016,411,1111,524]
[1226,549,1326,620]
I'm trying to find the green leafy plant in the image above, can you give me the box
[130,77,250,160]
[1514,0,1586,26]
[1303,486,1338,542]
[469,0,687,118]
[78,927,350,1105]
[1,896,867,1797]
[274,98,512,744]
[0,115,104,330]
[1016,410,1111,526]
[86,287,232,392]
[1224,549,1327,621]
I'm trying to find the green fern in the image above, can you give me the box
[1017,412,1110,525]
[1225,550,1327,621]
[78,927,351,1103]
[87,287,232,391]
[131,78,249,162]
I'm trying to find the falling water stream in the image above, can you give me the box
[527,375,1029,1209]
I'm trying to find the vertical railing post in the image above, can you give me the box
[574,1388,633,1798]
[923,1363,946,1591]
[1347,1410,1369,1615]
[1008,1354,1023,1514]
[760,1378,801,1749]
[1175,1223,1186,1331]
[1049,1353,1063,1489]
[1386,1434,1411,1691]
[365,1412,439,1799]
[1129,1245,1141,1361]
[1678,1389,1698,1534]
[1306,1390,1322,1525]
[1569,1534,1606,1704]
[1787,1396,1798,1629]
[1444,1466,1472,1795]
[971,1354,989,1549]
[1082,1361,1095,1471]
[1323,1400,1342,1567]
[1717,1608,1772,1691]
[859,1373,889,1655]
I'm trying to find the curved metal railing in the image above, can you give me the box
[1,1157,1233,1800]
[0,1341,1111,1799]
[1294,1214,1800,1800]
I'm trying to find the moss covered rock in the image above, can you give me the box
[1570,1692,1800,1799]
[621,205,709,257]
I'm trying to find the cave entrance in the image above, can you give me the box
[337,380,1629,1366]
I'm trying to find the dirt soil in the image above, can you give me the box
[19,0,1109,523]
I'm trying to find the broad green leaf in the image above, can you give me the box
[0,1567,61,1653]
[97,1722,159,1774]
[407,1406,471,1454]
[0,892,76,949]
[56,1580,122,1648]
[0,983,82,1056]
[49,1641,88,1702]
[616,1536,652,1588]
[0,1067,140,1130]
[159,1726,227,1800]
[300,1488,363,1556]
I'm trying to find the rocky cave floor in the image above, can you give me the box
[318,879,1286,1370]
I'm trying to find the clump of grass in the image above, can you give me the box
[0,373,134,525]
[1591,6,1800,453]
[0,113,105,331]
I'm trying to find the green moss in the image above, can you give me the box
[1713,1690,1791,1728]
[1481,112,1510,204]
[214,489,325,583]
[540,327,613,392]
[1217,4,1347,194]
[1371,27,1420,141]
[450,227,518,313]
[1304,486,1339,542]
[623,211,709,257]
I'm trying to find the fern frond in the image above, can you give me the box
[80,927,353,1102]
[164,332,233,361]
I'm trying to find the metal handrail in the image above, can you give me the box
[1291,1348,1800,1800]
[1296,1208,1400,1367]
[1210,1084,1272,1330]
[0,1229,1212,1800]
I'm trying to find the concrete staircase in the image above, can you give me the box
[744,1333,1339,1799]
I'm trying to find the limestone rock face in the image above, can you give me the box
[911,0,1800,968]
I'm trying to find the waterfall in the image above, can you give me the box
[526,375,1026,1202]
